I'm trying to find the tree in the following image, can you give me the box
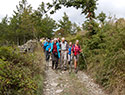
[71,22,81,34]
[58,12,72,36]
[45,0,98,20]
[82,19,99,36]
[31,5,57,38]
[97,12,106,25]
[9,0,34,45]
[38,14,57,38]
[0,16,10,45]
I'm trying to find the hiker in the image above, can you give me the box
[60,37,68,70]
[49,39,53,61]
[57,37,61,45]
[45,39,51,62]
[67,42,73,71]
[72,40,82,73]
[43,38,47,52]
[50,38,61,70]
[40,38,45,50]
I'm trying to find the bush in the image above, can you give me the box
[82,19,125,94]
[0,46,44,95]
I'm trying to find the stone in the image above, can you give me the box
[18,39,37,53]
[56,89,63,93]
[51,83,58,87]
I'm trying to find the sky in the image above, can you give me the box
[0,0,125,25]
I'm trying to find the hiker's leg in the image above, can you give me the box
[68,54,71,70]
[45,51,48,61]
[75,55,79,73]
[74,56,77,69]
[70,55,73,68]
[46,51,49,61]
[52,61,54,69]
[61,51,64,69]
[64,51,67,67]
[47,52,50,61]
[51,53,55,69]
[55,58,58,70]
[60,51,63,64]
[68,54,70,65]
[58,58,61,68]
[76,54,80,70]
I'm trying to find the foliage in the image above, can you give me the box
[57,12,72,36]
[97,12,106,24]
[0,16,10,46]
[82,18,125,94]
[0,0,57,46]
[55,12,80,37]
[45,0,98,19]
[0,46,44,95]
[66,16,125,94]
[82,19,99,35]
[0,0,124,94]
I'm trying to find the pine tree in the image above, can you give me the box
[58,12,72,36]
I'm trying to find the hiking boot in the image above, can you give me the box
[74,68,78,74]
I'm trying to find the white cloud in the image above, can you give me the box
[50,7,85,25]
[0,0,19,18]
[96,0,125,18]
[0,0,125,23]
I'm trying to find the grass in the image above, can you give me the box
[33,45,45,95]
[60,72,90,95]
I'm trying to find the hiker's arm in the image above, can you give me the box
[66,43,69,50]
[79,46,82,53]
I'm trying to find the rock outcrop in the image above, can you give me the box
[18,39,37,53]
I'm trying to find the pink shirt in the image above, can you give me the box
[72,45,81,56]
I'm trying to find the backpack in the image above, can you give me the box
[72,44,80,53]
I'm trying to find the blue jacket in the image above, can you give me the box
[68,46,72,55]
[50,42,61,58]
[44,41,48,47]
[46,42,51,51]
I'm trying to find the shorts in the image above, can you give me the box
[68,54,73,62]
[74,54,80,62]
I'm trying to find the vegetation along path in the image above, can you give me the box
[43,61,107,95]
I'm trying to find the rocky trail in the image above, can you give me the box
[43,61,107,95]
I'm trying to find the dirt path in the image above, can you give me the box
[77,71,107,95]
[43,61,107,95]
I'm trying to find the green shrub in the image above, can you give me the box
[0,46,44,95]
[82,19,125,94]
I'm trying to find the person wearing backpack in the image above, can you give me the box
[50,38,61,70]
[43,38,48,53]
[67,42,73,72]
[60,37,68,70]
[72,40,82,73]
[45,39,51,62]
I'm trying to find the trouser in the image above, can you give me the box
[52,53,59,69]
[68,54,73,70]
[45,51,50,62]
[61,50,67,69]
[52,61,58,69]
[58,51,61,68]
[68,54,73,62]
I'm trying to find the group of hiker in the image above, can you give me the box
[40,37,82,73]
